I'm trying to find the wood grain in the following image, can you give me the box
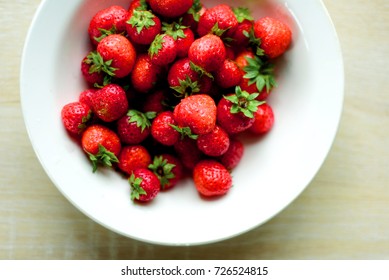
[1,0,388,259]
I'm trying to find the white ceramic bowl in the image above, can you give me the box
[20,0,343,245]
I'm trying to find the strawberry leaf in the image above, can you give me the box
[233,7,254,23]
[170,124,198,140]
[187,0,202,22]
[85,51,118,77]
[243,56,277,93]
[148,34,165,58]
[170,75,200,98]
[129,173,147,201]
[127,109,156,132]
[189,61,214,80]
[127,10,156,34]
[94,26,117,43]
[210,22,229,37]
[223,86,265,118]
[162,19,188,41]
[148,156,176,189]
[86,144,119,173]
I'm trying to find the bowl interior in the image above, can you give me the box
[21,0,343,245]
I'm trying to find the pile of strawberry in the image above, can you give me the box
[61,0,292,202]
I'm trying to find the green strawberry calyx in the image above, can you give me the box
[243,27,265,56]
[170,75,201,98]
[148,34,166,58]
[94,26,117,43]
[224,86,265,118]
[233,7,254,23]
[243,55,277,93]
[187,0,202,22]
[162,20,187,40]
[148,156,176,189]
[77,110,93,133]
[189,61,214,80]
[85,51,118,77]
[127,9,156,34]
[169,124,198,140]
[129,173,147,201]
[127,109,157,132]
[86,144,119,173]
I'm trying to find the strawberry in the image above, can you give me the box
[214,59,242,89]
[253,17,292,59]
[95,34,137,78]
[129,168,160,202]
[61,102,92,135]
[197,125,230,157]
[193,160,232,197]
[148,0,193,18]
[81,124,121,172]
[118,145,152,175]
[128,0,148,15]
[148,154,183,190]
[218,137,244,170]
[162,20,195,58]
[197,4,238,37]
[174,137,203,170]
[230,7,254,49]
[249,103,275,134]
[148,34,177,66]
[173,94,216,135]
[168,58,212,97]
[182,0,206,32]
[130,54,162,93]
[188,34,226,72]
[126,9,161,45]
[80,55,105,86]
[88,5,129,46]
[217,86,263,134]
[91,84,128,122]
[236,50,276,100]
[150,111,180,146]
[117,110,156,144]
[78,89,97,109]
[141,90,166,113]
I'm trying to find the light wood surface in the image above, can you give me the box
[1,0,388,260]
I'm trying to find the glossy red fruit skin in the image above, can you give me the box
[218,137,244,170]
[148,0,193,18]
[176,28,195,58]
[193,160,232,197]
[188,34,226,72]
[217,95,255,135]
[159,154,183,190]
[249,103,275,134]
[214,59,242,89]
[230,19,253,49]
[197,4,239,37]
[78,89,97,109]
[253,17,292,59]
[142,90,166,114]
[118,145,151,175]
[173,94,217,135]
[81,56,104,86]
[88,5,129,46]
[97,34,137,78]
[150,35,177,66]
[131,54,162,93]
[61,102,92,135]
[197,125,230,157]
[126,12,162,45]
[182,4,206,33]
[81,124,121,157]
[174,138,203,170]
[151,111,180,146]
[131,168,160,202]
[117,115,150,145]
[91,84,128,122]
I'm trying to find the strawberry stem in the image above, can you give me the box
[224,86,265,118]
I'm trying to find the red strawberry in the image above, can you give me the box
[236,50,276,100]
[148,154,183,190]
[81,124,121,172]
[88,5,129,46]
[91,84,128,122]
[148,0,193,18]
[80,55,105,86]
[174,137,203,170]
[193,160,232,197]
[217,86,263,134]
[218,137,244,170]
[150,111,180,146]
[197,4,238,37]
[230,7,254,49]
[173,94,216,135]
[117,110,156,144]
[96,34,137,78]
[249,103,275,134]
[61,102,92,135]
[214,59,242,89]
[162,21,195,58]
[118,145,152,175]
[182,0,206,32]
[78,89,97,109]
[129,168,160,202]
[168,58,212,97]
[149,34,177,66]
[130,54,162,93]
[126,10,161,45]
[253,17,292,59]
[197,125,230,157]
[142,90,166,113]
[188,34,226,72]
[128,0,148,15]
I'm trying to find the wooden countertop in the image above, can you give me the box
[1,0,388,259]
